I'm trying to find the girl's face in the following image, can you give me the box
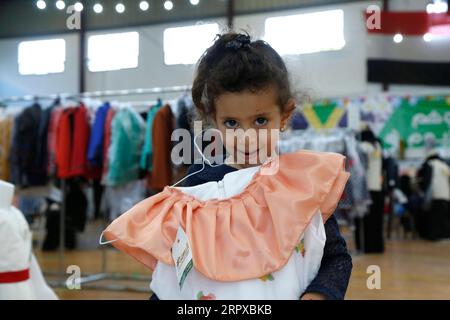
[214,85,295,169]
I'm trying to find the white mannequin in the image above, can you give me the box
[0,180,58,300]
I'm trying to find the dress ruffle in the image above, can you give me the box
[103,150,350,281]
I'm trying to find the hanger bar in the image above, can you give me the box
[0,85,192,104]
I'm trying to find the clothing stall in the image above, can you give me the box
[0,85,194,292]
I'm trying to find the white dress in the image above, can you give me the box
[150,165,326,300]
[0,205,58,300]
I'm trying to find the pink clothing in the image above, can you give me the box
[103,151,349,282]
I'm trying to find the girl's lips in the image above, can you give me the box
[237,149,260,160]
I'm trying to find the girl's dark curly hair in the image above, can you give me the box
[192,32,293,121]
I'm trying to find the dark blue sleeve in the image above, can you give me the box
[301,214,353,300]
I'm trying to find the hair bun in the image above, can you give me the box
[225,34,251,51]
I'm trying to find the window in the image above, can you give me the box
[18,39,66,75]
[264,9,345,55]
[87,32,139,72]
[427,0,448,13]
[164,23,219,65]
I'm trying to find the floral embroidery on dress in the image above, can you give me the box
[295,239,306,257]
[259,273,274,282]
[197,291,216,300]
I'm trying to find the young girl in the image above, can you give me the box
[102,32,352,300]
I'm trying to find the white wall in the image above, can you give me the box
[84,19,227,94]
[0,33,80,98]
[234,1,377,99]
[1,0,449,101]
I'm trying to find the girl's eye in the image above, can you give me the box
[224,119,239,128]
[255,117,268,126]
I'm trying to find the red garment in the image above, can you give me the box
[55,108,73,179]
[47,108,63,175]
[70,104,90,177]
[102,107,117,183]
[55,104,94,179]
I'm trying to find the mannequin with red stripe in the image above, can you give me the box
[0,180,57,300]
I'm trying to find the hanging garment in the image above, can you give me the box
[0,116,13,181]
[87,102,110,167]
[47,108,63,176]
[359,141,383,192]
[36,106,53,177]
[101,107,117,185]
[9,103,47,187]
[140,102,162,171]
[147,104,175,191]
[42,198,76,251]
[70,104,90,177]
[103,150,349,299]
[55,107,74,179]
[429,158,450,201]
[354,191,385,253]
[419,157,450,240]
[66,179,88,233]
[107,107,145,186]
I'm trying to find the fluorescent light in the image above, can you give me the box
[164,1,173,11]
[18,39,66,75]
[427,0,448,13]
[139,1,149,11]
[164,23,219,65]
[93,3,103,14]
[87,32,140,72]
[423,33,433,42]
[74,2,83,12]
[116,3,125,13]
[190,0,200,5]
[264,10,346,55]
[393,33,403,43]
[36,0,46,10]
[56,0,65,10]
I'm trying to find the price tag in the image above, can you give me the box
[171,226,193,290]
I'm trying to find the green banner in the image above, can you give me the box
[379,98,450,152]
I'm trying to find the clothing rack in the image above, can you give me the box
[0,85,191,104]
[2,85,191,293]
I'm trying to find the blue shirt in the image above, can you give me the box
[87,102,110,166]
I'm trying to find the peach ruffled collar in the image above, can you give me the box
[103,150,349,281]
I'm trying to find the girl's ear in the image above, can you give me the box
[280,99,296,128]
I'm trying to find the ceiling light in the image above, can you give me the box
[116,3,125,13]
[423,33,433,42]
[139,1,149,11]
[393,33,403,43]
[93,3,103,14]
[190,0,200,5]
[164,1,173,11]
[74,2,84,12]
[36,0,46,10]
[56,0,65,10]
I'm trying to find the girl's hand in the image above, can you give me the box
[301,293,327,300]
